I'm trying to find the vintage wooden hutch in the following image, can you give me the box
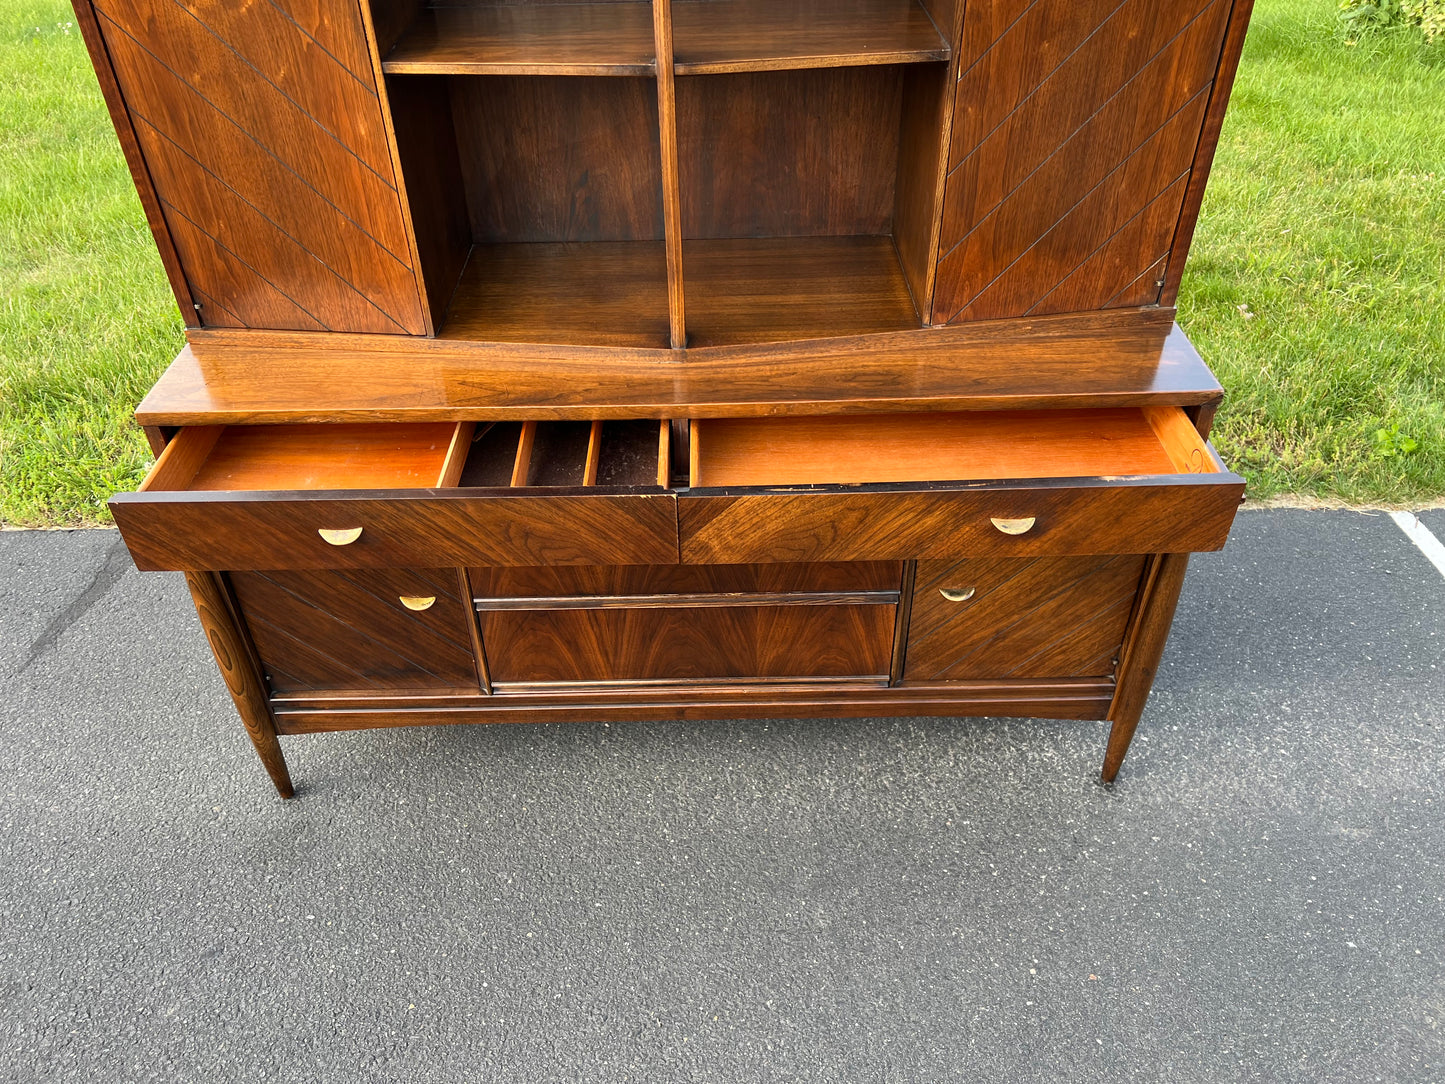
[75,0,1253,795]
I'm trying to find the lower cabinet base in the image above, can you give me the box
[187,554,1191,797]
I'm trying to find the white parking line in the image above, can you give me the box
[1390,511,1445,580]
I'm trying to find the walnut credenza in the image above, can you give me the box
[77,0,1254,794]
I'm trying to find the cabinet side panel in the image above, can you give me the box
[934,0,1232,324]
[88,0,425,333]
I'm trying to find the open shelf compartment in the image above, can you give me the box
[380,0,949,77]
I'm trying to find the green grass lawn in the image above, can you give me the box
[0,0,1442,525]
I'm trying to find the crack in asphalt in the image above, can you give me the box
[21,534,134,672]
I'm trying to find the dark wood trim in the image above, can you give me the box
[1159,0,1257,305]
[652,0,687,349]
[140,314,1230,426]
[1190,402,1219,440]
[1102,552,1191,782]
[141,425,170,457]
[471,590,900,611]
[270,677,1116,732]
[889,559,917,686]
[71,0,198,326]
[458,567,492,695]
[183,571,293,796]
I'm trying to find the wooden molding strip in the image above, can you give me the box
[472,589,901,611]
[141,311,1224,425]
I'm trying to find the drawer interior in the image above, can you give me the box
[140,422,474,492]
[688,406,1217,487]
[458,419,670,488]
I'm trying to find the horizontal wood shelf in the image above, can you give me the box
[382,0,949,77]
[441,242,672,348]
[672,0,950,74]
[383,5,657,76]
[684,235,920,346]
[144,313,1222,425]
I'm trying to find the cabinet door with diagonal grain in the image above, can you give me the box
[904,555,1146,681]
[932,0,1244,323]
[80,0,425,334]
[229,568,479,694]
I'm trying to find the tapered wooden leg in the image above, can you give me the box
[184,571,294,798]
[1102,553,1191,784]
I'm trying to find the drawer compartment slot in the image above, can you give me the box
[141,422,473,493]
[460,419,671,489]
[680,406,1243,563]
[689,407,1214,487]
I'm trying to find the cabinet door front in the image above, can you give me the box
[230,568,480,693]
[904,555,1146,682]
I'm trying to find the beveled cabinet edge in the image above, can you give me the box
[136,310,1224,426]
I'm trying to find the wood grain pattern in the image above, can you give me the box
[184,571,293,797]
[905,555,1144,680]
[1103,552,1190,781]
[683,237,919,346]
[270,678,1117,730]
[690,408,1190,487]
[451,76,663,243]
[72,0,197,324]
[678,473,1244,563]
[231,567,479,693]
[146,315,1224,424]
[89,0,423,332]
[671,0,948,74]
[934,0,1233,322]
[110,489,680,571]
[482,603,895,683]
[677,67,901,239]
[385,4,656,75]
[469,561,903,599]
[441,242,670,346]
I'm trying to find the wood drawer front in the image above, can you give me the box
[482,603,895,684]
[678,475,1242,564]
[904,556,1146,682]
[230,569,478,694]
[110,491,678,572]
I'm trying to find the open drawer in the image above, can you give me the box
[110,420,677,571]
[679,407,1245,563]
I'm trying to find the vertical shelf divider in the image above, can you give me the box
[652,0,687,350]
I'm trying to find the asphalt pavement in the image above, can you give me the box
[2,509,1443,1083]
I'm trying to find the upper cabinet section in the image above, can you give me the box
[931,0,1242,325]
[77,0,1250,346]
[77,0,426,334]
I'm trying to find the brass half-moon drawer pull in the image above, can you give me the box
[317,527,363,546]
[990,516,1036,536]
[399,596,436,611]
[939,587,976,603]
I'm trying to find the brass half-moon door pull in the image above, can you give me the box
[399,596,436,611]
[939,587,976,603]
[990,516,1036,535]
[317,527,363,546]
